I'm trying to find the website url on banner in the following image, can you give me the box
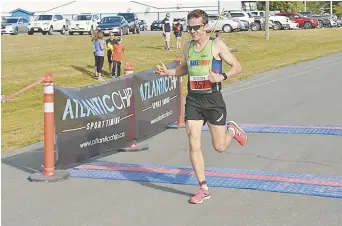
[151,110,173,124]
[80,132,125,148]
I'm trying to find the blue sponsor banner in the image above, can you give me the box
[134,62,180,140]
[54,62,180,167]
[54,75,135,166]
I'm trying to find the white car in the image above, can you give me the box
[330,19,338,27]
[207,14,240,33]
[28,14,67,35]
[250,11,292,30]
[289,21,300,29]
[225,11,255,28]
[69,13,100,35]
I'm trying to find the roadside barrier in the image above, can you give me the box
[2,58,184,182]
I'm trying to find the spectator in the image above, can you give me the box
[94,30,106,81]
[112,37,126,78]
[173,19,183,50]
[105,32,117,76]
[161,13,172,51]
[91,32,98,73]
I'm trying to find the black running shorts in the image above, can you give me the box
[185,92,227,126]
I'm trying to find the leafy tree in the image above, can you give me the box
[257,1,266,11]
[335,2,342,17]
[269,1,305,12]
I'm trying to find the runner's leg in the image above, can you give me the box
[205,94,247,152]
[185,99,212,204]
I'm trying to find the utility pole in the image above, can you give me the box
[330,0,333,15]
[218,1,220,14]
[265,1,269,40]
[304,1,306,11]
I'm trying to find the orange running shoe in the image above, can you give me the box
[227,121,248,146]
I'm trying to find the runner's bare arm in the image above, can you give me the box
[166,41,190,77]
[215,38,242,80]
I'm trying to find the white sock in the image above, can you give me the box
[228,127,236,136]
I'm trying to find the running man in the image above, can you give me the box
[154,9,247,204]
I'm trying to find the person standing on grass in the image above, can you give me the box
[173,19,183,50]
[106,32,117,76]
[91,32,98,73]
[94,30,106,81]
[161,13,172,51]
[112,37,126,78]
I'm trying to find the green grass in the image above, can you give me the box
[2,29,342,152]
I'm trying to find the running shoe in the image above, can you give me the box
[227,121,247,146]
[188,188,211,204]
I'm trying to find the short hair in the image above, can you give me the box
[187,9,208,25]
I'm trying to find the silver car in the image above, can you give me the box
[1,17,29,35]
[207,14,240,33]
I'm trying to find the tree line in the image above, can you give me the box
[256,1,342,16]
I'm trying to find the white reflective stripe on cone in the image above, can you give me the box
[44,103,54,113]
[44,84,54,94]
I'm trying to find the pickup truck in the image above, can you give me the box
[275,12,318,29]
[250,11,295,30]
[299,11,332,28]
[117,12,140,34]
[251,15,274,31]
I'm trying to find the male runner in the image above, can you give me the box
[154,9,247,204]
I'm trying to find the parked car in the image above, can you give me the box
[1,17,29,35]
[249,16,275,31]
[207,14,240,33]
[238,20,250,31]
[250,11,293,30]
[69,13,100,35]
[275,12,318,29]
[139,20,147,31]
[298,11,331,28]
[150,20,163,31]
[96,16,129,36]
[224,11,255,29]
[28,14,68,35]
[117,12,140,34]
[336,17,342,27]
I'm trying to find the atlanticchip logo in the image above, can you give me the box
[138,76,178,102]
[61,87,132,120]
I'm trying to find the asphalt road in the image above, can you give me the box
[2,53,342,226]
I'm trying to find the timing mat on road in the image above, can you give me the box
[71,161,342,199]
[168,123,342,136]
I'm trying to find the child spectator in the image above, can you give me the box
[112,37,126,78]
[173,19,183,50]
[94,30,106,81]
[105,32,117,76]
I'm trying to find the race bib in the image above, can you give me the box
[189,75,212,93]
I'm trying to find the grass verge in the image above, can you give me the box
[2,28,342,151]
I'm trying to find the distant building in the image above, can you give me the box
[9,8,35,20]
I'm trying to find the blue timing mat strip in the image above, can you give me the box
[71,162,342,199]
[168,123,342,136]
